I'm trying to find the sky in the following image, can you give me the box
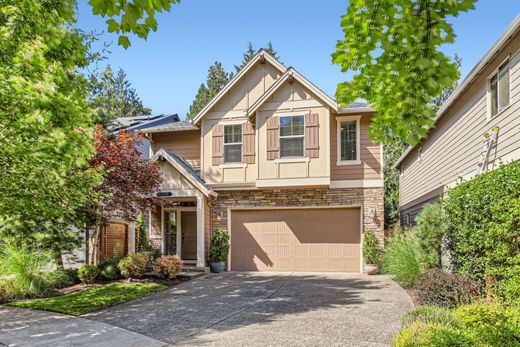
[77,0,520,119]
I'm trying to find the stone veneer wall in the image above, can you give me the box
[210,187,384,244]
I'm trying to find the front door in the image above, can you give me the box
[181,211,197,260]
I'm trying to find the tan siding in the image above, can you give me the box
[330,113,382,180]
[153,130,201,169]
[400,35,520,207]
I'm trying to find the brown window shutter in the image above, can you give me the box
[305,113,319,158]
[212,124,224,165]
[266,116,279,160]
[242,121,255,164]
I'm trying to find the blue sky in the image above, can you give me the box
[77,0,520,119]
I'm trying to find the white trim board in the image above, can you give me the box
[256,177,330,188]
[330,179,384,189]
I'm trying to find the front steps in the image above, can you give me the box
[178,265,210,281]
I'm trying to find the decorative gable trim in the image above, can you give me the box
[246,68,338,118]
[191,50,286,126]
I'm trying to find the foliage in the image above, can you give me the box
[401,306,457,329]
[118,253,149,278]
[0,0,102,256]
[44,269,75,289]
[453,303,520,345]
[90,125,162,224]
[8,282,166,316]
[0,246,53,298]
[135,213,152,252]
[63,268,80,285]
[413,203,446,269]
[362,230,382,265]
[234,41,282,73]
[415,269,482,308]
[154,255,182,279]
[382,227,425,286]
[88,0,180,48]
[98,257,122,280]
[187,62,231,119]
[90,65,151,124]
[209,229,230,262]
[442,161,520,289]
[383,138,407,228]
[78,265,99,284]
[396,303,520,347]
[332,0,476,145]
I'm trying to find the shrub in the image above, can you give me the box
[413,203,445,269]
[63,268,80,285]
[98,257,122,280]
[0,245,55,298]
[78,265,99,284]
[362,230,382,265]
[400,306,457,329]
[135,213,152,252]
[496,276,520,305]
[395,303,520,347]
[443,161,520,286]
[118,253,148,278]
[154,255,183,279]
[454,303,520,345]
[415,269,482,308]
[382,228,425,286]
[43,269,74,289]
[209,229,229,262]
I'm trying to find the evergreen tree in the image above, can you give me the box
[186,62,231,119]
[234,41,282,73]
[90,65,152,124]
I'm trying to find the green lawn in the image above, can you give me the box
[6,282,167,316]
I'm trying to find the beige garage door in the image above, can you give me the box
[230,208,360,272]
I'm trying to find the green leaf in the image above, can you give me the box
[106,19,119,33]
[118,35,131,48]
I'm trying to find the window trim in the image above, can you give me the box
[279,114,305,159]
[487,56,511,120]
[223,123,243,164]
[336,115,361,166]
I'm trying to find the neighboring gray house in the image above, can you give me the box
[109,114,180,158]
[395,15,520,226]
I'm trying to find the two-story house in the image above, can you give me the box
[395,15,520,226]
[141,50,384,273]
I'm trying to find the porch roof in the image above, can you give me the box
[152,148,216,197]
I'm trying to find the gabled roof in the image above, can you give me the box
[141,121,198,133]
[108,114,180,132]
[152,148,216,197]
[191,49,287,125]
[246,67,338,117]
[394,14,520,169]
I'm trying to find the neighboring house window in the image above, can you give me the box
[279,115,304,158]
[224,124,242,163]
[489,59,510,117]
[337,115,360,164]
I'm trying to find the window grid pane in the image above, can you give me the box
[279,115,304,158]
[224,124,242,163]
[498,62,510,111]
[224,144,242,163]
[340,120,357,161]
[224,124,242,144]
[490,74,498,116]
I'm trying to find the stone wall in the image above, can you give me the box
[210,187,384,243]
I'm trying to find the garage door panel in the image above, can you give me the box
[231,208,360,272]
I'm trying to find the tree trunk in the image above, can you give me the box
[85,224,90,265]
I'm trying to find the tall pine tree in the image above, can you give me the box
[186,62,231,119]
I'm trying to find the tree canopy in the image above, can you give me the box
[90,65,152,124]
[332,0,476,145]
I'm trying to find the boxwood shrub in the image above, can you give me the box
[442,161,520,298]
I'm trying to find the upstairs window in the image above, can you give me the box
[337,116,360,164]
[280,115,304,158]
[489,59,510,117]
[224,124,242,163]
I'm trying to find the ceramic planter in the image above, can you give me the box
[210,261,225,273]
[364,264,379,275]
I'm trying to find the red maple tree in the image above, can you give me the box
[90,124,162,224]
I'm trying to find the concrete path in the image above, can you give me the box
[0,306,169,347]
[87,273,413,346]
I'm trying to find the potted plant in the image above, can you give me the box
[363,230,382,275]
[209,228,229,273]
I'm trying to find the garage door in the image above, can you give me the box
[230,208,360,272]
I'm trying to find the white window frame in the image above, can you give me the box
[223,123,243,164]
[279,114,305,159]
[336,115,361,165]
[487,57,511,120]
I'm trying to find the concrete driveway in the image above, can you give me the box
[86,272,412,346]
